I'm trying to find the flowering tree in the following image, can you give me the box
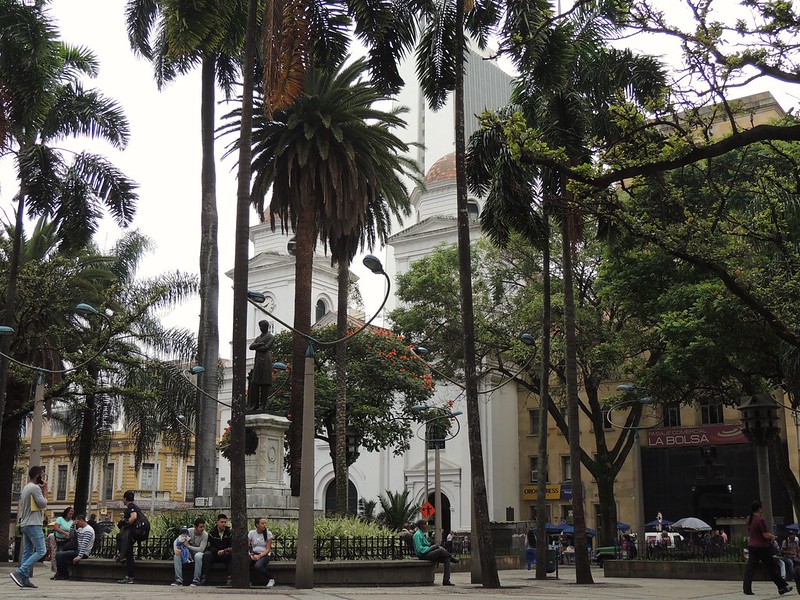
[265,325,434,470]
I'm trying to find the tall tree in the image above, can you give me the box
[125,0,246,500]
[477,0,666,582]
[0,0,137,482]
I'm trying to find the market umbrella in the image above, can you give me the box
[672,517,712,531]
[645,518,675,531]
[545,522,564,533]
[786,524,799,532]
[560,523,596,537]
[617,521,631,531]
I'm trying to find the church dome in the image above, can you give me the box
[424,152,456,185]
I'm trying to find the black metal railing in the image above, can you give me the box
[92,535,421,561]
[642,543,744,563]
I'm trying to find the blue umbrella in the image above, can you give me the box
[645,518,674,530]
[560,523,596,537]
[786,524,799,532]
[544,522,564,533]
[617,521,631,531]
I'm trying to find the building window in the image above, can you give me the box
[529,456,547,483]
[700,403,724,425]
[12,472,22,501]
[185,466,195,502]
[315,299,327,322]
[104,463,114,500]
[531,504,551,523]
[57,465,68,501]
[561,456,572,482]
[467,200,480,219]
[601,409,613,430]
[664,405,681,428]
[141,463,156,490]
[529,409,540,435]
[287,237,296,256]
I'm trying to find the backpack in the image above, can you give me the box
[131,509,151,541]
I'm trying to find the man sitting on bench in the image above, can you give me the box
[412,519,458,586]
[53,514,95,580]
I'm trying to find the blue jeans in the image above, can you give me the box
[251,554,272,581]
[526,548,536,569]
[174,551,204,583]
[18,525,46,581]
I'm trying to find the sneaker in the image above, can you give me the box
[22,580,37,588]
[442,581,454,586]
[267,579,275,587]
[190,581,200,587]
[780,586,793,595]
[9,572,23,588]
[450,557,460,564]
[118,576,134,584]
[171,581,182,586]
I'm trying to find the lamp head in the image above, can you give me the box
[411,404,431,413]
[447,411,464,418]
[413,347,429,357]
[0,326,14,336]
[247,290,266,304]
[188,366,205,375]
[616,384,638,392]
[176,414,186,422]
[273,362,288,371]
[362,254,385,275]
[519,333,535,346]
[75,303,100,316]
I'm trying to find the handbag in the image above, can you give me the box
[62,531,78,552]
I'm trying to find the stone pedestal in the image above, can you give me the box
[243,413,299,515]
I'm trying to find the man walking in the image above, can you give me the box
[53,514,95,580]
[10,466,48,589]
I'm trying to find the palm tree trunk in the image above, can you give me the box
[561,205,593,584]
[0,193,26,454]
[334,259,349,515]
[196,53,221,500]
[453,0,499,588]
[0,382,26,549]
[229,0,259,588]
[72,400,95,515]
[289,207,315,496]
[535,208,551,580]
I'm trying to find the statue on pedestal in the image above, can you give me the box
[247,320,274,413]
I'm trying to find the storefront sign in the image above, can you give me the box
[522,483,572,501]
[646,424,747,447]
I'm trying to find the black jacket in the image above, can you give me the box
[208,526,232,551]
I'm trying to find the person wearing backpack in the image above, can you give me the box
[116,490,147,584]
[248,517,275,587]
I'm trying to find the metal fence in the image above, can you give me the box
[642,543,744,563]
[93,535,420,561]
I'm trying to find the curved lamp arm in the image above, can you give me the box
[246,254,391,347]
[606,384,663,429]
[414,409,464,444]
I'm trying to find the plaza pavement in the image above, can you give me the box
[0,564,787,599]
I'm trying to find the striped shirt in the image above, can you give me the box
[76,524,96,558]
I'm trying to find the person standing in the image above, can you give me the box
[53,514,95,580]
[10,466,48,589]
[412,519,458,586]
[116,490,143,584]
[525,529,536,570]
[248,517,275,587]
[743,500,792,595]
[201,514,232,585]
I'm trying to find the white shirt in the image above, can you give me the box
[248,528,273,555]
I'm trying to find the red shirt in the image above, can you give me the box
[747,514,770,548]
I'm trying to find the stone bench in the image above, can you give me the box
[605,559,780,581]
[70,558,437,586]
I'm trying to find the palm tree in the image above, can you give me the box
[53,230,199,514]
[474,0,666,583]
[225,59,416,499]
[125,0,247,499]
[376,489,420,531]
[0,0,137,470]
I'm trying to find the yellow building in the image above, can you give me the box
[11,418,198,526]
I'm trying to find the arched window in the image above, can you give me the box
[287,237,297,256]
[467,200,480,219]
[324,480,358,516]
[315,299,327,321]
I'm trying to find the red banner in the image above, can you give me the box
[646,424,747,448]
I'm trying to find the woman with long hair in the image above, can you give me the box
[743,500,792,595]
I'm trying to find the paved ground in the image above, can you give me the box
[0,564,791,599]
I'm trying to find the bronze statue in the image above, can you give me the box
[247,320,274,413]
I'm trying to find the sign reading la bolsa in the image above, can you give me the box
[646,424,747,448]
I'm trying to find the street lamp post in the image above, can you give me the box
[738,394,781,527]
[247,254,390,589]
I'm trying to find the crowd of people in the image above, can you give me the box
[7,467,278,588]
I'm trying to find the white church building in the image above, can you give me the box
[216,46,525,533]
